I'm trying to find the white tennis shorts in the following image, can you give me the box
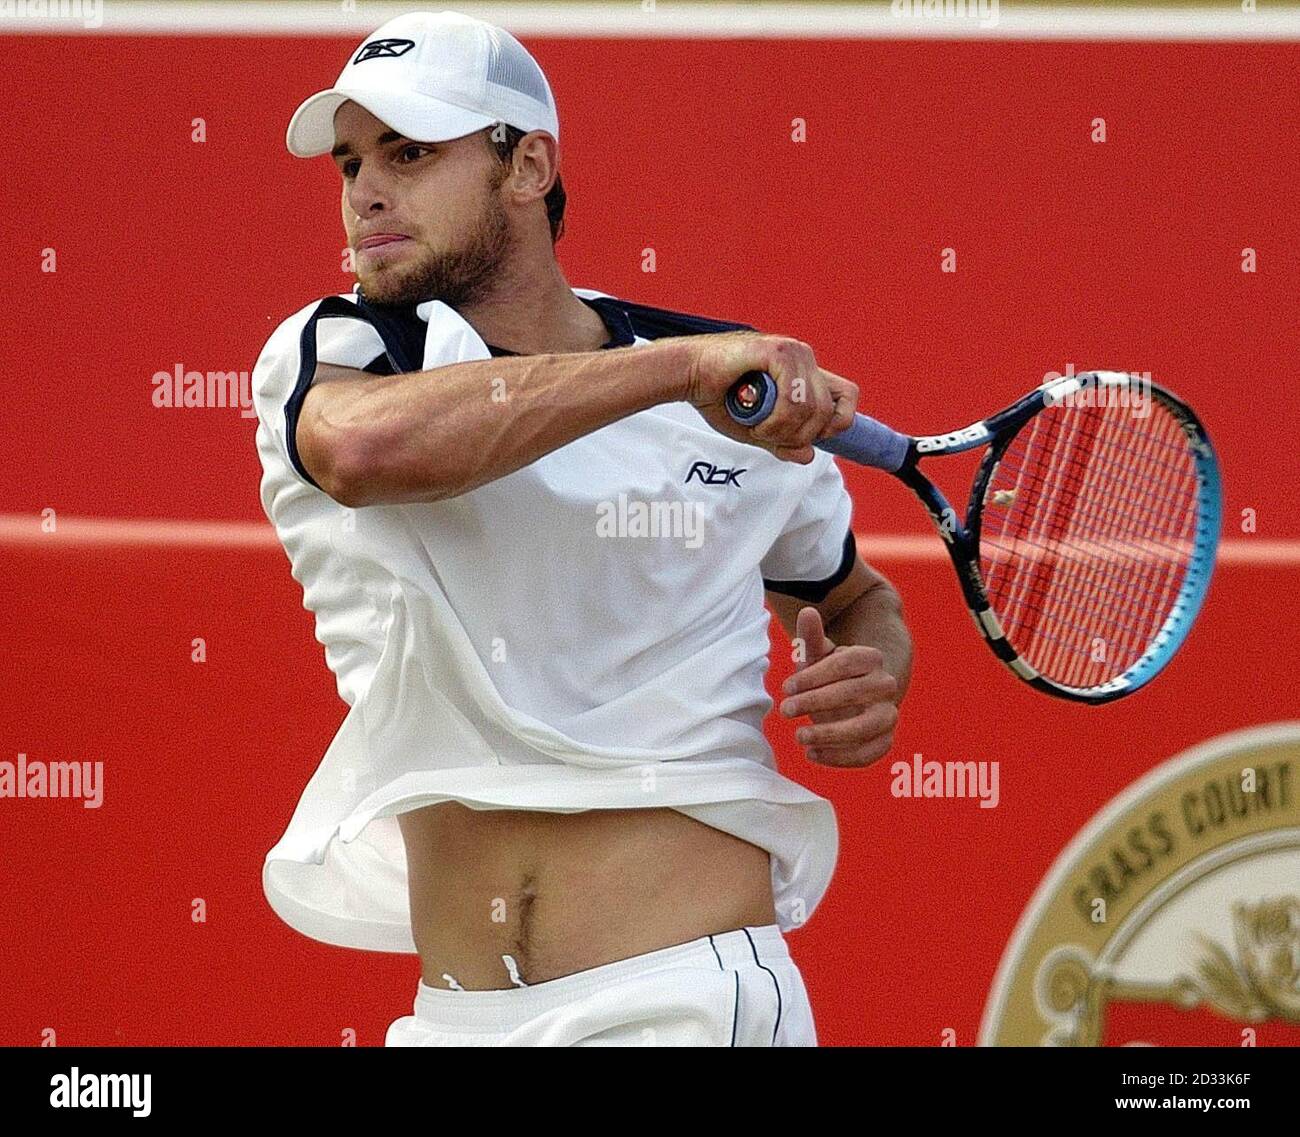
[384,923,817,1046]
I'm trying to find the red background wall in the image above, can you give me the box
[2,30,1296,1045]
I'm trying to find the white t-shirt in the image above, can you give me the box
[252,285,856,952]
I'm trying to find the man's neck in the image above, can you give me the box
[455,260,611,356]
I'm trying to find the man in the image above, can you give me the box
[252,10,912,1046]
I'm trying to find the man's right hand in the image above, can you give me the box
[679,331,859,463]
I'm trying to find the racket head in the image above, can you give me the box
[961,373,1220,704]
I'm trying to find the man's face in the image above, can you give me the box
[332,101,514,308]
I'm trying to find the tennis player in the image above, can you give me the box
[252,10,912,1046]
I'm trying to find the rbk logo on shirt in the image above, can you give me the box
[685,461,746,487]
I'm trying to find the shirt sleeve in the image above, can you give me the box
[251,299,389,489]
[760,450,857,602]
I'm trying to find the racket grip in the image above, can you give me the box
[725,371,911,473]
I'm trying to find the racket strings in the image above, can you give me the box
[994,412,1195,656]
[989,417,1198,549]
[989,411,1194,678]
[988,409,1085,641]
[1009,413,1117,682]
[1031,408,1195,685]
[1100,411,1199,666]
[978,397,1199,688]
[986,408,1194,681]
[981,426,1197,610]
[1008,412,1167,678]
[984,411,1196,599]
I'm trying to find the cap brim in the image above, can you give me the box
[285,88,499,158]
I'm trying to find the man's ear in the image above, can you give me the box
[511,131,560,201]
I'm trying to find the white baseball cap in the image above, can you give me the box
[286,10,559,159]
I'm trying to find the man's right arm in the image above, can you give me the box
[297,331,859,508]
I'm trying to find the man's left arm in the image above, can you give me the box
[766,554,912,768]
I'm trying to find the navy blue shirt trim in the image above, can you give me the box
[285,291,760,487]
[283,293,429,486]
[762,529,857,603]
[284,296,365,488]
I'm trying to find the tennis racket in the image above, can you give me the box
[727,370,1221,704]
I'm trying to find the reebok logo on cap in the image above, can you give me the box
[354,39,415,64]
[286,10,560,159]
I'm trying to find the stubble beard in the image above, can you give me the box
[357,170,514,310]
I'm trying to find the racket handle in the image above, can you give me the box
[725,371,910,473]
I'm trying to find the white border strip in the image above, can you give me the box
[2,514,1296,562]
[0,514,282,549]
[4,2,1300,41]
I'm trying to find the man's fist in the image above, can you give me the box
[680,331,858,464]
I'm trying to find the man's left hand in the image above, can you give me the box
[779,606,900,768]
